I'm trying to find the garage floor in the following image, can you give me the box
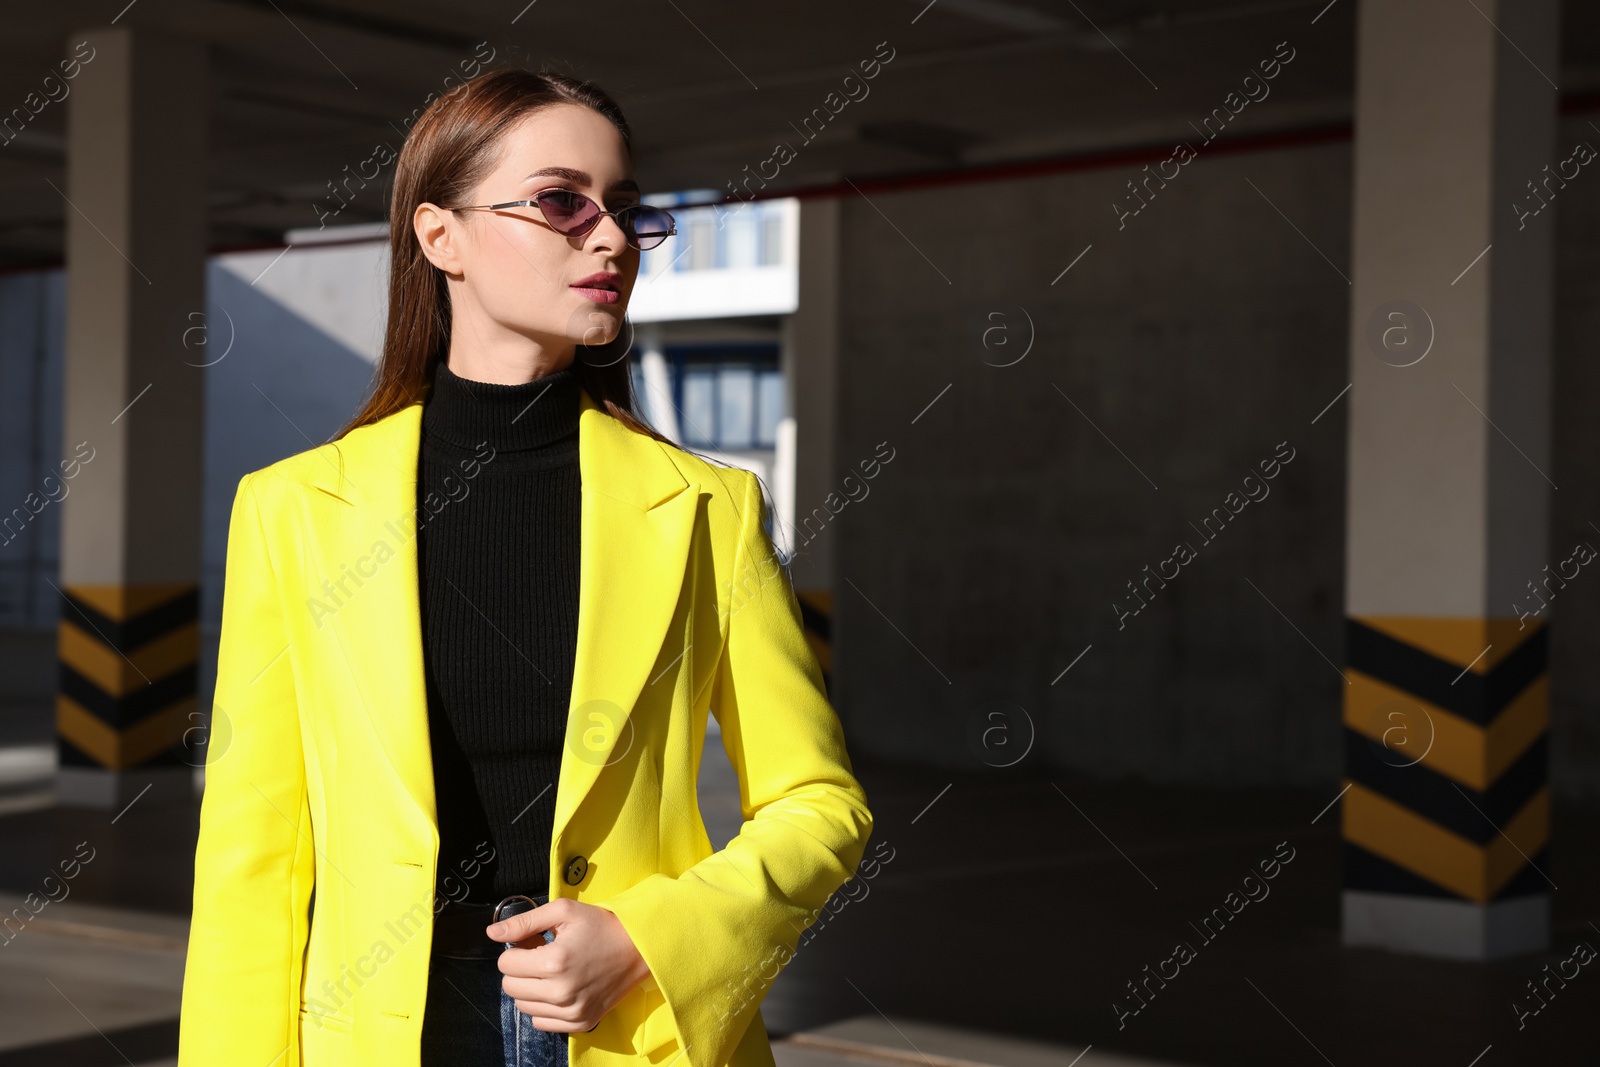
[0,735,1595,1066]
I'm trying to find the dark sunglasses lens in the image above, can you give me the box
[628,207,675,250]
[538,189,600,235]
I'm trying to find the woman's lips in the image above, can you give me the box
[572,285,620,304]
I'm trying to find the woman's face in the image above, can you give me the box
[415,103,640,371]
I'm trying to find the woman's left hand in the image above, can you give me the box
[486,897,653,1031]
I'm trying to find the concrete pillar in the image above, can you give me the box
[56,27,210,807]
[785,198,842,694]
[636,323,679,441]
[771,407,797,560]
[1341,0,1558,958]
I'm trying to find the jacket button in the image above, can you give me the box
[563,855,588,886]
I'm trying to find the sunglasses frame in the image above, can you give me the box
[449,187,677,250]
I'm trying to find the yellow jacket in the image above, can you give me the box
[177,388,873,1067]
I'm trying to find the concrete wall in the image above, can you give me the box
[1549,111,1600,804]
[0,245,384,727]
[0,269,65,634]
[4,119,1600,799]
[831,120,1600,800]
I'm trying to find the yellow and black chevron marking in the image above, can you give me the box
[1342,616,1548,904]
[56,582,199,771]
[795,588,832,698]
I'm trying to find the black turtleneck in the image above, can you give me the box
[416,357,582,907]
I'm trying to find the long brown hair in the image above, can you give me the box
[333,68,671,444]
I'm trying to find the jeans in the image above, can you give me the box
[420,929,568,1067]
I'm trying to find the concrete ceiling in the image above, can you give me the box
[1,0,1598,267]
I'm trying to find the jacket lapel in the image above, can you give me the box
[554,393,701,844]
[303,386,700,853]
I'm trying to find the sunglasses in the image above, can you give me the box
[450,187,678,250]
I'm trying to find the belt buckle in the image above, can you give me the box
[495,893,596,1035]
[493,894,547,949]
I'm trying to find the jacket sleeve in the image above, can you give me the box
[600,468,874,1067]
[178,470,315,1067]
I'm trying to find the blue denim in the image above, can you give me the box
[501,929,568,1067]
[420,928,569,1067]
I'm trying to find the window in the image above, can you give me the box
[686,218,717,271]
[656,199,789,273]
[669,343,783,450]
[624,342,784,450]
[717,367,755,444]
[760,215,783,266]
[682,366,716,442]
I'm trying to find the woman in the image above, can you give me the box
[177,69,873,1067]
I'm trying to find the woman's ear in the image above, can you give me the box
[414,201,463,274]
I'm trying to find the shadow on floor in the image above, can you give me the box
[1,750,1596,1067]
